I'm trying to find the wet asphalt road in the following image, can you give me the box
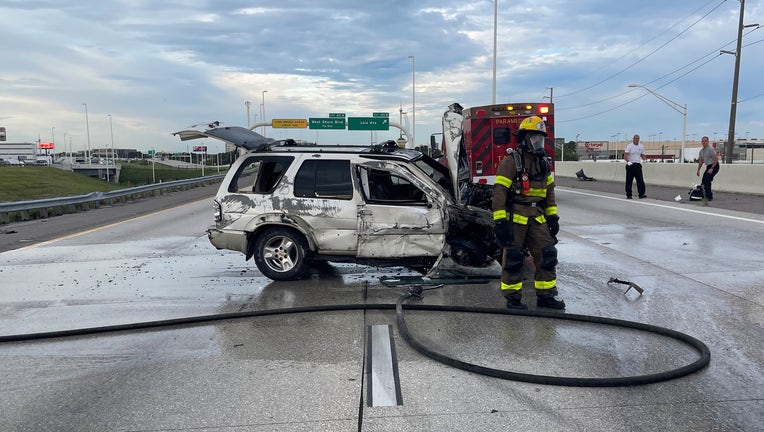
[1,177,763,431]
[1,175,761,254]
[0,183,218,253]
[555,175,764,215]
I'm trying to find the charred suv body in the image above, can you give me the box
[173,125,502,281]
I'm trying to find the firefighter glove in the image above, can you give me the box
[494,220,514,246]
[547,215,560,237]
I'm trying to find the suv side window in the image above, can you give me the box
[359,168,426,204]
[228,155,294,193]
[294,160,353,199]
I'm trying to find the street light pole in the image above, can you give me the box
[245,101,252,129]
[658,132,663,161]
[107,114,115,183]
[261,91,268,134]
[408,55,415,149]
[570,133,579,163]
[492,0,497,104]
[628,84,686,163]
[82,103,91,163]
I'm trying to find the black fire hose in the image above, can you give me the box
[0,290,710,387]
[395,287,710,387]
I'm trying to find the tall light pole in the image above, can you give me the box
[628,84,686,163]
[492,0,498,104]
[82,103,91,163]
[408,55,415,149]
[261,90,268,134]
[107,114,115,183]
[245,101,252,129]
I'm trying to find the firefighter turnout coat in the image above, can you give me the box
[492,149,559,298]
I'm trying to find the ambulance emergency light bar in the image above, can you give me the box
[475,104,550,117]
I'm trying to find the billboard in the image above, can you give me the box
[37,142,55,149]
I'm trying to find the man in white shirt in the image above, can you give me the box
[623,134,646,199]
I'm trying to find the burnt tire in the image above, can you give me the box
[449,239,488,267]
[253,227,310,281]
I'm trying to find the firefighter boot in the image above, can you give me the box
[506,296,528,310]
[536,295,566,310]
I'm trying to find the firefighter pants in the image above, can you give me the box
[500,217,558,299]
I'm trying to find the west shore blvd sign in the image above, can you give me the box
[308,118,346,130]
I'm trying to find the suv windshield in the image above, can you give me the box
[412,155,454,198]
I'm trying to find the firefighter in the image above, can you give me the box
[492,115,565,310]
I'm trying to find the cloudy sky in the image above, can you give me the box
[1,0,762,155]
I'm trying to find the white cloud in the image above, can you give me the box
[0,0,762,153]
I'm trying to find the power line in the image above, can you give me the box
[556,0,727,99]
[738,93,764,103]
[558,25,762,113]
[558,49,723,112]
[557,54,721,123]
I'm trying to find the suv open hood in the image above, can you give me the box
[172,124,275,151]
[442,103,472,201]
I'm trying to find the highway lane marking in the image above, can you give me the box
[12,198,210,251]
[366,324,403,407]
[558,188,764,225]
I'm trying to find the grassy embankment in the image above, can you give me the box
[0,162,224,202]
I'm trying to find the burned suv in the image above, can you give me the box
[174,125,500,281]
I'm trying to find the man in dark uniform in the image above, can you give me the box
[492,115,565,310]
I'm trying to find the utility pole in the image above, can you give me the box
[724,0,746,164]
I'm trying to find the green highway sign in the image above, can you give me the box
[348,117,389,131]
[329,113,346,118]
[372,112,389,118]
[309,118,346,130]
[147,150,155,156]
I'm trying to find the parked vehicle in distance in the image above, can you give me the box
[0,158,24,166]
[173,125,501,281]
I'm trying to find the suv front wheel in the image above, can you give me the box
[253,227,310,280]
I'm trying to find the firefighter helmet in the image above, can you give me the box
[514,116,547,136]
[515,116,547,155]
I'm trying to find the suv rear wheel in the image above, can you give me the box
[253,227,310,280]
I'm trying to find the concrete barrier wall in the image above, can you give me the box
[555,161,764,195]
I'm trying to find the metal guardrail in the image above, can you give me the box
[0,174,226,224]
